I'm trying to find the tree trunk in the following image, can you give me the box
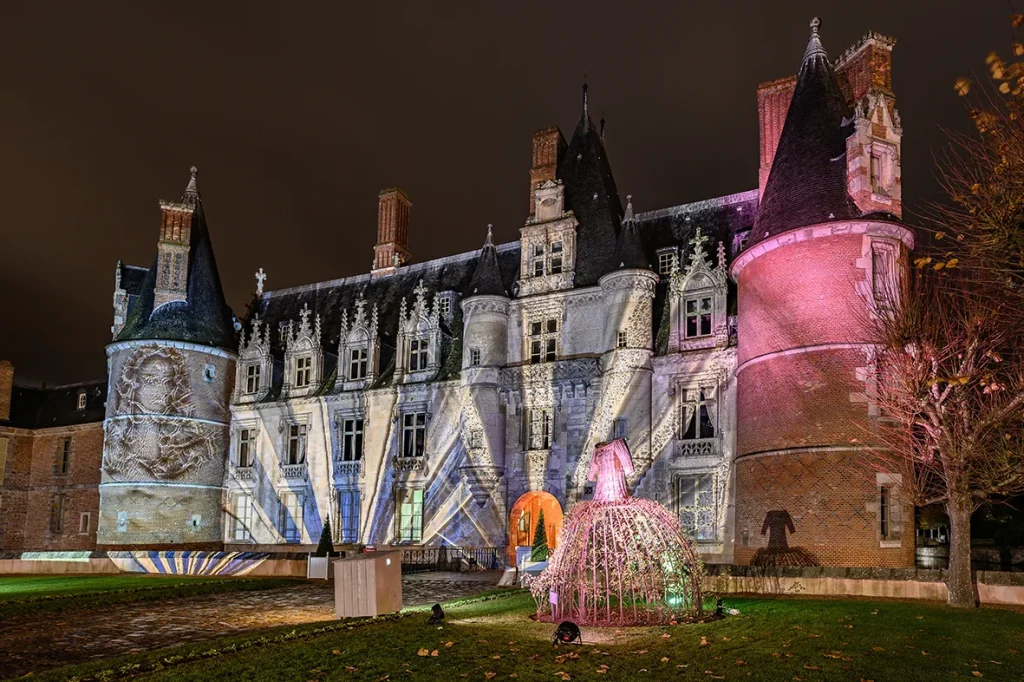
[945,494,976,608]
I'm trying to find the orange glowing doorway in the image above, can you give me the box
[507,491,563,563]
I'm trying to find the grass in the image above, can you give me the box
[0,574,301,622]
[23,591,1024,682]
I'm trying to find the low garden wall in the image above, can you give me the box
[704,564,1024,606]
[0,551,308,577]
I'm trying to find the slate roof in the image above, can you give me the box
[557,84,625,286]
[750,21,860,246]
[611,197,651,270]
[251,243,521,395]
[466,226,509,297]
[115,170,237,351]
[4,380,107,430]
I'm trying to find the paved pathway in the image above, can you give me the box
[0,571,502,679]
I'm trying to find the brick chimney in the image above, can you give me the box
[757,75,797,198]
[154,167,199,309]
[0,360,13,422]
[372,188,412,276]
[836,32,901,218]
[528,127,566,216]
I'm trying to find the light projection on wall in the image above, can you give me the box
[108,550,269,576]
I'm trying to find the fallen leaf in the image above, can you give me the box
[661,657,669,663]
[736,660,746,665]
[700,637,709,647]
[492,655,501,660]
[972,672,983,678]
[332,650,342,656]
[417,648,430,657]
[662,633,671,639]
[344,667,359,673]
[445,642,454,648]
[872,647,885,652]
[431,650,439,657]
[484,674,496,681]
[804,665,820,671]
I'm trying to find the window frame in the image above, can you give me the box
[348,346,368,380]
[397,488,424,544]
[339,489,360,543]
[233,493,253,541]
[50,494,67,533]
[54,437,71,475]
[280,491,303,542]
[238,428,255,467]
[470,348,481,367]
[408,337,429,371]
[245,363,262,394]
[294,355,312,388]
[286,423,307,465]
[684,295,714,338]
[527,408,553,450]
[676,474,717,542]
[401,412,427,459]
[527,318,559,364]
[681,388,716,441]
[341,418,364,461]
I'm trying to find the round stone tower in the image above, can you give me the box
[731,21,915,567]
[457,225,511,543]
[98,168,237,549]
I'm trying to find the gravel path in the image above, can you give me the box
[0,571,502,679]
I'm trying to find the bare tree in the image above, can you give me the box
[868,267,1024,607]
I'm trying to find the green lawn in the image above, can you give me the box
[26,591,1024,682]
[0,574,300,622]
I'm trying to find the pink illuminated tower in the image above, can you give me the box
[731,19,915,567]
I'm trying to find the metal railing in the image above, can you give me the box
[400,546,501,573]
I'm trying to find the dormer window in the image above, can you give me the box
[550,241,563,274]
[528,319,558,364]
[657,249,677,276]
[294,356,312,388]
[76,391,87,410]
[532,244,545,277]
[245,364,262,394]
[348,347,368,380]
[685,296,713,338]
[436,292,454,318]
[409,338,429,371]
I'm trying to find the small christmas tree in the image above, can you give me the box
[531,510,549,561]
[315,517,335,557]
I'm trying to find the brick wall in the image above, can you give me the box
[0,361,13,421]
[756,76,796,196]
[733,225,914,568]
[0,423,102,551]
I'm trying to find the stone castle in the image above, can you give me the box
[0,21,916,568]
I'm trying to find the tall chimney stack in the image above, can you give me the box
[372,187,412,276]
[528,127,566,216]
[154,166,200,309]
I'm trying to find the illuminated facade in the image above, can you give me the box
[83,21,917,567]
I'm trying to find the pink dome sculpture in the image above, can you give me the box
[530,438,705,625]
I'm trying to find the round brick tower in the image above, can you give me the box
[98,168,237,549]
[731,21,915,568]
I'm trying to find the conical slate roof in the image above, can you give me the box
[467,225,509,297]
[611,196,650,270]
[558,83,624,286]
[751,18,859,246]
[115,168,237,350]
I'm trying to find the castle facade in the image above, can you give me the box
[1,22,916,568]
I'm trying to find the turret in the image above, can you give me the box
[731,20,914,568]
[99,167,236,549]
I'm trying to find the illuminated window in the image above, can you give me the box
[245,363,261,394]
[677,474,716,541]
[657,250,676,275]
[341,418,363,461]
[348,347,367,380]
[50,494,67,533]
[54,438,71,475]
[402,412,426,458]
[286,424,307,465]
[233,494,253,541]
[280,492,303,542]
[295,355,312,388]
[237,428,256,467]
[398,488,424,543]
[409,338,429,371]
[527,408,552,450]
[528,319,558,364]
[681,389,715,440]
[684,296,713,337]
[339,489,360,543]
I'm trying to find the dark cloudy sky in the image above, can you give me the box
[0,1,1011,385]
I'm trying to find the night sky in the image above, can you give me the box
[0,1,1010,386]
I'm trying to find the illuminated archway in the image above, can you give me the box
[508,491,563,563]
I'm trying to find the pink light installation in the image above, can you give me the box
[530,438,704,625]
